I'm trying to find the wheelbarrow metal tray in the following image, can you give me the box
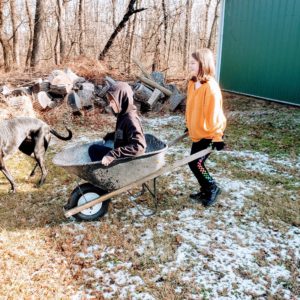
[53,134,168,191]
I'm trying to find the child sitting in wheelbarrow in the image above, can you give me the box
[89,81,146,166]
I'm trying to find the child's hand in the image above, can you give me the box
[101,156,114,166]
[212,141,225,151]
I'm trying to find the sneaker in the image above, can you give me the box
[202,186,221,207]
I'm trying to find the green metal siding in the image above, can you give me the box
[220,0,300,105]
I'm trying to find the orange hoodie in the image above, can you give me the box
[185,78,226,142]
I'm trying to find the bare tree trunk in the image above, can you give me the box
[54,24,59,65]
[183,0,192,69]
[78,0,84,55]
[98,0,146,61]
[25,0,33,67]
[152,36,161,72]
[166,9,181,77]
[162,0,167,49]
[201,0,212,48]
[30,0,45,68]
[208,0,221,50]
[56,0,66,64]
[111,0,117,28]
[10,0,20,66]
[161,0,168,68]
[127,0,139,73]
[0,0,12,71]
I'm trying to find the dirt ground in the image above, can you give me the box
[0,93,299,299]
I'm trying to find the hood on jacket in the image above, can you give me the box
[107,81,136,115]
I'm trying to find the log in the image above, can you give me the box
[49,84,72,96]
[132,58,152,79]
[0,85,11,95]
[147,88,162,107]
[49,73,73,96]
[104,76,117,87]
[137,75,172,96]
[64,68,80,83]
[169,93,186,111]
[11,87,31,96]
[133,82,153,103]
[67,91,81,112]
[37,91,52,109]
[32,81,50,94]
[78,82,94,107]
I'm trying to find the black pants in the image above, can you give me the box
[188,139,215,189]
[88,144,111,162]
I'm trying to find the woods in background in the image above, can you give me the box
[0,0,221,76]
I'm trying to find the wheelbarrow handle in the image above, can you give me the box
[168,132,188,147]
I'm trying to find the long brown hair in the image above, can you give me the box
[191,48,216,83]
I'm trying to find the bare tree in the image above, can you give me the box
[111,0,117,28]
[30,0,45,68]
[208,0,221,50]
[0,0,221,75]
[166,6,184,74]
[54,0,67,64]
[25,0,33,67]
[78,0,85,55]
[161,0,167,49]
[98,0,146,61]
[183,0,193,69]
[10,0,20,66]
[0,0,12,72]
[126,0,140,73]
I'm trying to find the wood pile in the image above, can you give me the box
[0,65,186,117]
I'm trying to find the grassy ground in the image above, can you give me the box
[0,94,299,299]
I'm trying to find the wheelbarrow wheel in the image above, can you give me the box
[68,183,110,221]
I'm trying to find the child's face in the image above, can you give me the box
[189,57,199,77]
[107,94,119,114]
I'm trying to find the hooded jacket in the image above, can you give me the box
[105,82,146,162]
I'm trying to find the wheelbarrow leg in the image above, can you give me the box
[128,178,158,217]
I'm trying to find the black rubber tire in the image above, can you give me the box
[68,183,110,221]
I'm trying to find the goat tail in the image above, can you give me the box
[50,127,72,141]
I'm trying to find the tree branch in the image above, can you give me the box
[98,1,146,61]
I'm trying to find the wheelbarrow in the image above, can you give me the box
[52,133,212,221]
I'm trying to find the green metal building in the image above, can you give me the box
[217,0,300,106]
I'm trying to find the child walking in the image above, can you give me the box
[185,48,226,207]
[89,81,146,166]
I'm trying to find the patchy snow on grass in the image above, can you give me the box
[224,150,277,175]
[143,114,184,146]
[273,156,300,169]
[70,241,152,300]
[222,150,300,179]
[135,229,154,255]
[143,114,183,128]
[154,179,299,299]
[67,177,297,299]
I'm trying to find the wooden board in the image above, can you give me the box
[138,76,172,96]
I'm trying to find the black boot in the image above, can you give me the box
[202,185,221,207]
[190,187,207,202]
